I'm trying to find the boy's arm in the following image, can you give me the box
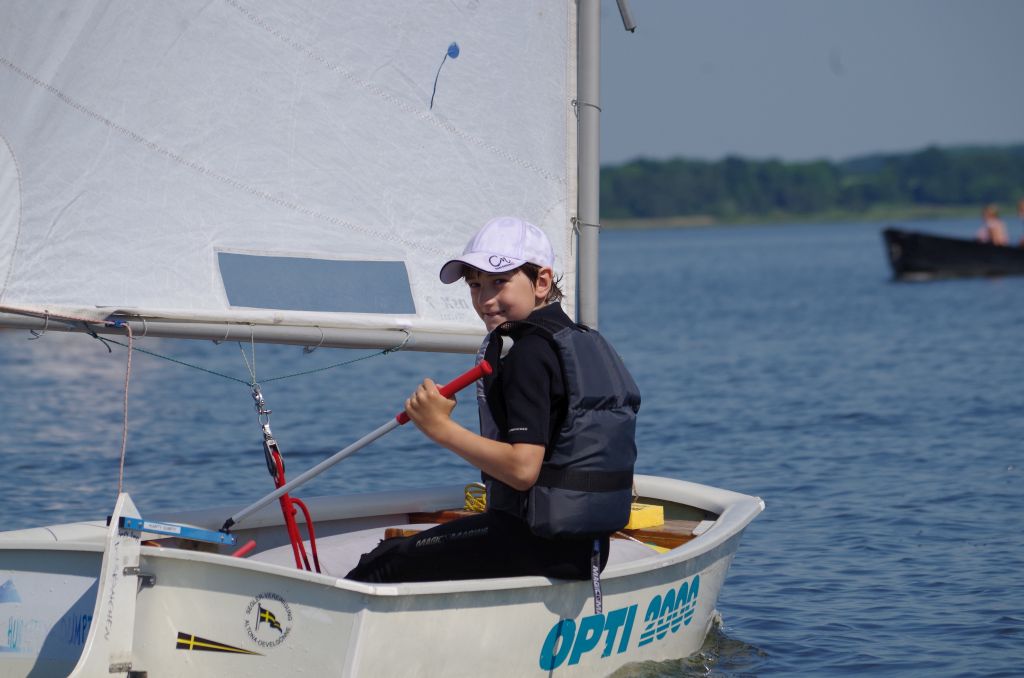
[405,378,544,491]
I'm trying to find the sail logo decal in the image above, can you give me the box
[1,579,91,652]
[0,579,21,603]
[57,613,92,647]
[1,617,42,654]
[1,615,86,653]
[538,575,700,670]
[243,593,293,648]
[176,631,262,655]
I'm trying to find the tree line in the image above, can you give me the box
[600,144,1024,220]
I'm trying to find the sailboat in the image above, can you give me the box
[0,2,763,676]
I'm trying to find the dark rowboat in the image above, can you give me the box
[882,227,1024,280]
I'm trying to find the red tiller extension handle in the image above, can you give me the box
[395,360,492,425]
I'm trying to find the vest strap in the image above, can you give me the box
[535,468,632,492]
[496,314,580,340]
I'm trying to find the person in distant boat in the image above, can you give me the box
[346,216,640,584]
[1018,199,1024,246]
[975,203,1009,245]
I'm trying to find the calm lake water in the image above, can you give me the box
[2,218,1023,676]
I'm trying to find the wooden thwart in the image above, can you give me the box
[615,520,700,550]
[392,509,702,550]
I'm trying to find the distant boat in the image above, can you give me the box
[882,227,1024,280]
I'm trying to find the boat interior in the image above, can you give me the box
[2,482,725,581]
[242,499,717,577]
[113,493,711,580]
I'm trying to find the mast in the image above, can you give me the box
[576,0,601,329]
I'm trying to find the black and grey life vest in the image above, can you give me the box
[479,316,641,539]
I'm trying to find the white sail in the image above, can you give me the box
[0,1,577,351]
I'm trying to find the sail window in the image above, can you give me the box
[218,253,415,314]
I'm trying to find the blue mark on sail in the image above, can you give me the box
[58,613,92,646]
[0,579,20,604]
[430,42,460,110]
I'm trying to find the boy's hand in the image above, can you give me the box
[404,378,457,439]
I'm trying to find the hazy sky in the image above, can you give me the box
[599,0,1024,165]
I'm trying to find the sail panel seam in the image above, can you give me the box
[0,133,23,305]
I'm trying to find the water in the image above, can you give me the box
[2,218,1023,676]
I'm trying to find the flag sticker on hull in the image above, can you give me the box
[244,592,294,648]
[176,632,262,655]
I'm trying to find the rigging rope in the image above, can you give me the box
[117,323,133,497]
[243,336,324,573]
[95,333,408,385]
[239,330,258,386]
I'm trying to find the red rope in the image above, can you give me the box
[291,497,321,573]
[270,451,319,573]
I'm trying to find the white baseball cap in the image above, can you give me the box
[439,216,555,284]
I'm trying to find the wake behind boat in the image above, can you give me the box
[0,1,761,675]
[882,227,1024,280]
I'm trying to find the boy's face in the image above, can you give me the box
[465,267,551,331]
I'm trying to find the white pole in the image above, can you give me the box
[0,311,482,354]
[577,0,601,329]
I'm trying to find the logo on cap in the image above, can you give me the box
[488,255,515,268]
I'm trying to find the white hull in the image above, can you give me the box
[0,475,762,677]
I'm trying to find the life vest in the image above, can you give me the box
[480,315,641,539]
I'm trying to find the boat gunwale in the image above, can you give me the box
[0,475,763,598]
[0,540,105,553]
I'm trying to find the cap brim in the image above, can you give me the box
[439,253,525,283]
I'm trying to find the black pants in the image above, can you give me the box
[345,510,610,583]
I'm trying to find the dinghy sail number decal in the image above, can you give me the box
[243,593,293,648]
[538,575,700,670]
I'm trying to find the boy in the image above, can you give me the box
[346,216,639,583]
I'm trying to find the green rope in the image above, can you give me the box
[259,348,400,383]
[97,336,402,386]
[99,338,250,384]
